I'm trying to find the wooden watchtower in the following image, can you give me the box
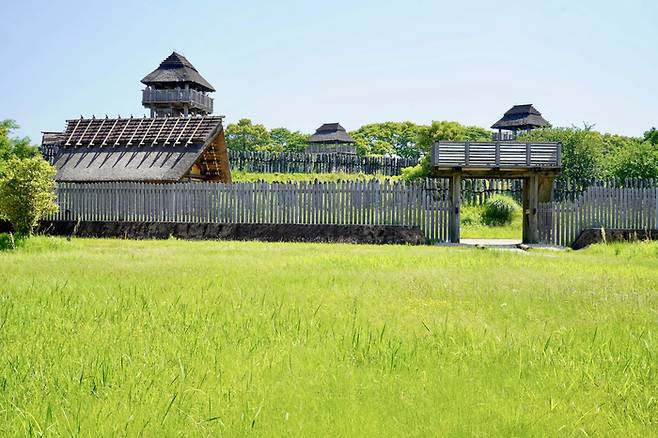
[141,52,215,118]
[491,104,550,140]
[431,141,561,244]
[306,123,357,155]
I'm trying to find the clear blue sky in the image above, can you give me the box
[1,0,656,143]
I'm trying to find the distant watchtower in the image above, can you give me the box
[306,123,357,155]
[141,52,215,117]
[491,104,550,140]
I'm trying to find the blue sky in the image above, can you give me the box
[1,0,656,142]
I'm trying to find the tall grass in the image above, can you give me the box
[0,238,656,435]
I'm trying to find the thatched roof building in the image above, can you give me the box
[49,116,231,183]
[40,131,65,165]
[306,123,357,155]
[141,52,215,117]
[491,104,550,136]
[142,52,215,92]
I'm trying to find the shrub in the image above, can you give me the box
[0,157,58,235]
[0,232,28,251]
[481,195,520,226]
[400,156,431,181]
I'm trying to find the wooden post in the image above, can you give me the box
[523,176,539,243]
[537,176,555,203]
[449,175,461,243]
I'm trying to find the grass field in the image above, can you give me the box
[1,238,657,436]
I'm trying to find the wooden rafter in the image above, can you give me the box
[151,117,168,146]
[163,117,180,145]
[126,116,145,145]
[112,117,131,146]
[89,118,108,146]
[101,118,121,146]
[174,117,192,144]
[75,118,95,146]
[64,117,83,146]
[140,118,157,146]
[186,117,205,146]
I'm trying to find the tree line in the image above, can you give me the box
[226,118,658,181]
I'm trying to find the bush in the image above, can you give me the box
[0,157,58,235]
[481,195,520,226]
[0,232,25,251]
[400,156,431,181]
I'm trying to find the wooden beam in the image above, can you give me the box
[139,118,157,146]
[522,176,539,244]
[126,116,145,146]
[64,117,83,146]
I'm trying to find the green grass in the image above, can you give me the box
[460,203,523,239]
[231,170,395,183]
[1,238,657,435]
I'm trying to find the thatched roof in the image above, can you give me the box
[308,123,356,144]
[142,52,215,92]
[491,104,550,130]
[53,116,224,182]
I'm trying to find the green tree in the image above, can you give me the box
[401,121,491,180]
[608,140,658,180]
[520,127,605,180]
[644,127,658,146]
[0,157,58,235]
[0,120,39,176]
[416,121,491,154]
[270,128,309,153]
[349,122,422,158]
[225,119,273,152]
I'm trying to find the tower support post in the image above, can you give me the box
[448,175,461,243]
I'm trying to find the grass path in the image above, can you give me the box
[0,238,656,435]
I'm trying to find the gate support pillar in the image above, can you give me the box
[523,176,539,243]
[538,176,555,203]
[448,175,461,243]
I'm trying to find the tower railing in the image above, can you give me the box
[142,88,213,113]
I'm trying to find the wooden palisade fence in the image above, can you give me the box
[228,150,419,176]
[538,181,658,246]
[51,180,451,243]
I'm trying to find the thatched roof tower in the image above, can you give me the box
[306,123,357,155]
[141,52,215,117]
[491,104,550,139]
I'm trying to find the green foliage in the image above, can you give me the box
[225,118,273,152]
[416,121,491,154]
[0,120,39,176]
[225,119,657,181]
[0,232,25,251]
[0,157,58,235]
[644,127,658,145]
[349,122,422,158]
[400,155,431,181]
[270,127,309,153]
[481,195,521,226]
[520,127,605,180]
[401,122,490,181]
[608,140,658,180]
